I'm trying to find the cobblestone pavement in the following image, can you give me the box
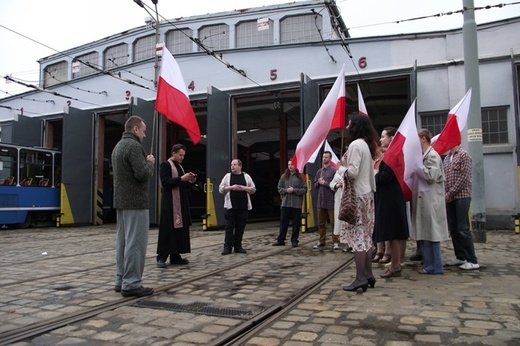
[0,223,519,345]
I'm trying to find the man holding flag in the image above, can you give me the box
[313,151,339,250]
[289,66,345,249]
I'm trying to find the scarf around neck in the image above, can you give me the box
[168,158,184,228]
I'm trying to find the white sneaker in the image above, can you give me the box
[312,243,325,249]
[445,258,466,266]
[333,243,340,250]
[459,262,480,270]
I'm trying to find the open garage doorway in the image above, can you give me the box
[233,88,302,221]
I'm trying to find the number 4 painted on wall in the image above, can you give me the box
[188,81,195,91]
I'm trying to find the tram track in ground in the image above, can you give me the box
[0,235,347,345]
[209,256,355,346]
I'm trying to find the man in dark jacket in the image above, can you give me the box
[112,115,155,297]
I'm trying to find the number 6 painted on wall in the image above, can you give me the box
[358,57,367,69]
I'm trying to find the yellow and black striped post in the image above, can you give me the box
[513,214,520,234]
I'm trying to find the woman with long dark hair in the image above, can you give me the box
[341,114,378,292]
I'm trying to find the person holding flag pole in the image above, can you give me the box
[290,65,345,249]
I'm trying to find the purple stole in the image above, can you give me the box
[167,158,184,228]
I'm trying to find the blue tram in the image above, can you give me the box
[0,143,61,228]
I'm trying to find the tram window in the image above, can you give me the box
[0,147,17,184]
[20,149,54,187]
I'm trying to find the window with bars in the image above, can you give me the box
[72,51,99,79]
[280,14,321,44]
[198,24,229,51]
[420,111,447,137]
[420,106,509,145]
[104,44,129,69]
[133,35,155,62]
[44,61,68,87]
[236,19,273,48]
[166,29,193,54]
[482,106,508,144]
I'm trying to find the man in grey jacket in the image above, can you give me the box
[112,115,155,297]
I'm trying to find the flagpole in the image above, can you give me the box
[340,128,345,158]
[150,0,160,155]
[133,0,159,155]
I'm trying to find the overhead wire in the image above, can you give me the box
[44,70,108,95]
[312,8,337,63]
[0,104,56,117]
[106,56,155,85]
[136,0,247,77]
[0,89,55,104]
[0,23,155,97]
[4,75,102,107]
[344,1,520,32]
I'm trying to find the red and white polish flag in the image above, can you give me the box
[358,84,368,117]
[292,65,345,173]
[155,47,201,144]
[431,88,472,155]
[382,100,424,201]
[308,139,340,168]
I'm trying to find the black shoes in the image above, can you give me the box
[234,247,247,254]
[367,277,376,288]
[157,255,188,267]
[222,246,247,254]
[121,286,154,297]
[170,257,189,265]
[410,253,423,261]
[114,285,121,292]
[273,241,298,247]
[343,280,369,292]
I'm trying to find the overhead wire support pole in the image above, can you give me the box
[462,0,486,242]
